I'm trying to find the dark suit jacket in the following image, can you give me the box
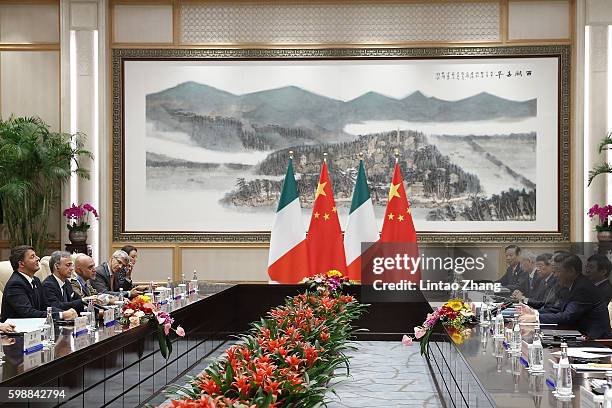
[525,270,542,297]
[92,262,121,296]
[0,272,62,321]
[595,279,612,305]
[539,274,612,339]
[42,275,84,313]
[528,275,558,308]
[497,264,528,292]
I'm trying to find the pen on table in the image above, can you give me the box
[546,378,556,389]
[587,363,612,367]
[519,356,529,367]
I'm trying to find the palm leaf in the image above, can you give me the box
[599,132,612,153]
[588,162,612,186]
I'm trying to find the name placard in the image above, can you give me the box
[103,309,115,327]
[23,330,42,354]
[73,316,88,336]
[23,350,42,370]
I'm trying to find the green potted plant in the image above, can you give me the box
[588,131,612,186]
[0,116,92,255]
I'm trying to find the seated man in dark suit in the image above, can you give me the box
[585,254,612,304]
[0,245,78,321]
[513,253,557,306]
[511,251,540,299]
[42,251,85,313]
[92,250,141,298]
[519,255,612,339]
[496,245,528,291]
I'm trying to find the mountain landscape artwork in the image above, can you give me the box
[120,56,560,233]
[145,83,537,225]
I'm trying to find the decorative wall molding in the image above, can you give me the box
[180,2,501,44]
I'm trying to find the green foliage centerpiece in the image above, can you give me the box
[0,116,92,254]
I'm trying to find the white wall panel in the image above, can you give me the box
[0,4,59,43]
[0,51,60,131]
[113,5,173,43]
[182,248,268,283]
[128,247,173,283]
[508,1,570,40]
[586,0,612,25]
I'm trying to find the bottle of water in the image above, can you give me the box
[191,270,198,293]
[87,299,95,330]
[167,277,173,302]
[148,281,154,295]
[46,307,55,345]
[494,311,505,338]
[511,315,522,353]
[604,371,612,408]
[556,343,572,396]
[181,273,186,285]
[480,295,490,326]
[530,325,544,372]
[118,287,124,304]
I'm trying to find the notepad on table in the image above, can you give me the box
[4,318,46,333]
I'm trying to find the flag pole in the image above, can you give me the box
[323,152,327,163]
[289,150,294,160]
[394,147,400,163]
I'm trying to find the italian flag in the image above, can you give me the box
[267,157,309,283]
[344,159,379,281]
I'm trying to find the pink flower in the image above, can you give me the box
[176,326,185,337]
[401,334,413,346]
[164,323,171,336]
[157,315,166,325]
[414,326,428,339]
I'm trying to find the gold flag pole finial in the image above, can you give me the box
[358,152,364,161]
[323,152,328,163]
[394,148,400,162]
[289,150,294,160]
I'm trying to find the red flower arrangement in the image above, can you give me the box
[164,279,366,407]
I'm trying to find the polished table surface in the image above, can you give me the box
[425,290,612,408]
[0,283,233,386]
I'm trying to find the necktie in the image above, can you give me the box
[32,281,40,309]
[109,271,114,292]
[62,284,69,302]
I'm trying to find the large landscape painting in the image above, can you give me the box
[118,49,565,239]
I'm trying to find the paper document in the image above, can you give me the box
[572,347,612,354]
[4,318,46,333]
[571,364,612,371]
[551,347,612,359]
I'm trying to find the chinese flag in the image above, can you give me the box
[380,161,417,242]
[306,160,347,276]
[378,161,420,283]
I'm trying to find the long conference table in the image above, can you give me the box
[0,284,606,407]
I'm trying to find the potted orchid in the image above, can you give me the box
[588,204,612,241]
[63,203,99,244]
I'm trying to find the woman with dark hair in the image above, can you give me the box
[118,245,146,294]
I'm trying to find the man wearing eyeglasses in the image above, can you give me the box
[92,250,141,298]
